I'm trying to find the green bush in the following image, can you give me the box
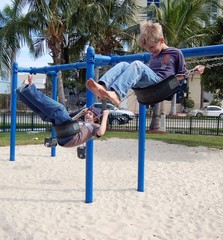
[210,99,221,106]
[180,97,194,109]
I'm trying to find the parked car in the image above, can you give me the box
[189,105,223,118]
[92,102,135,125]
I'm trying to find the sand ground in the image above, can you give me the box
[0,138,223,240]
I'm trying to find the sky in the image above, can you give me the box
[0,0,52,68]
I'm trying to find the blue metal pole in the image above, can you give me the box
[85,46,95,203]
[137,103,146,192]
[10,62,18,161]
[51,72,58,157]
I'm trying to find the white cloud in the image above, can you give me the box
[17,47,53,68]
[0,0,10,10]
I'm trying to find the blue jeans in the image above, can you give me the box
[99,61,161,100]
[16,84,72,126]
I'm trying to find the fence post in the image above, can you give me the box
[189,117,192,134]
[135,114,139,131]
[31,112,34,131]
[217,116,220,136]
[3,113,6,132]
[160,114,166,131]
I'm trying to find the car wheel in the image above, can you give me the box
[196,113,203,117]
[122,114,129,122]
[111,118,120,125]
[220,113,223,119]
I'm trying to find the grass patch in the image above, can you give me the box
[0,131,223,150]
[102,131,223,150]
[0,132,50,147]
[145,133,223,149]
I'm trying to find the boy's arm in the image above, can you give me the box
[96,110,109,137]
[176,65,205,80]
[189,65,205,75]
[70,108,88,120]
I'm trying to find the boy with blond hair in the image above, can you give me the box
[138,21,164,48]
[86,21,205,106]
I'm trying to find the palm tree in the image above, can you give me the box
[22,0,136,105]
[90,0,139,108]
[145,0,220,130]
[18,0,80,105]
[88,0,139,55]
[66,0,140,106]
[65,0,139,60]
[0,0,35,69]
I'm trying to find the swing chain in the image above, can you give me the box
[186,56,223,69]
[205,62,223,69]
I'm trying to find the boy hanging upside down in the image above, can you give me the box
[17,74,109,147]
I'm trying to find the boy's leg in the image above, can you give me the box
[87,61,160,104]
[17,87,51,122]
[19,76,71,125]
[99,62,130,90]
[110,61,160,100]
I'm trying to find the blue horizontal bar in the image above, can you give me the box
[94,44,223,66]
[18,61,87,74]
[181,44,223,58]
[17,44,223,74]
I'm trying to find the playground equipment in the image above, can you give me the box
[9,44,223,203]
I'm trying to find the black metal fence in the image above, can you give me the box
[165,115,223,136]
[108,114,223,136]
[0,112,51,132]
[1,112,223,136]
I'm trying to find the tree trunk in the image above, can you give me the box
[49,37,66,106]
[200,85,204,109]
[57,71,66,106]
[149,102,161,131]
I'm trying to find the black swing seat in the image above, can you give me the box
[132,75,181,105]
[53,120,81,138]
[44,121,81,148]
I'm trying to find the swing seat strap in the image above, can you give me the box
[53,120,81,138]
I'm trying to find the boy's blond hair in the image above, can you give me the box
[138,21,164,48]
